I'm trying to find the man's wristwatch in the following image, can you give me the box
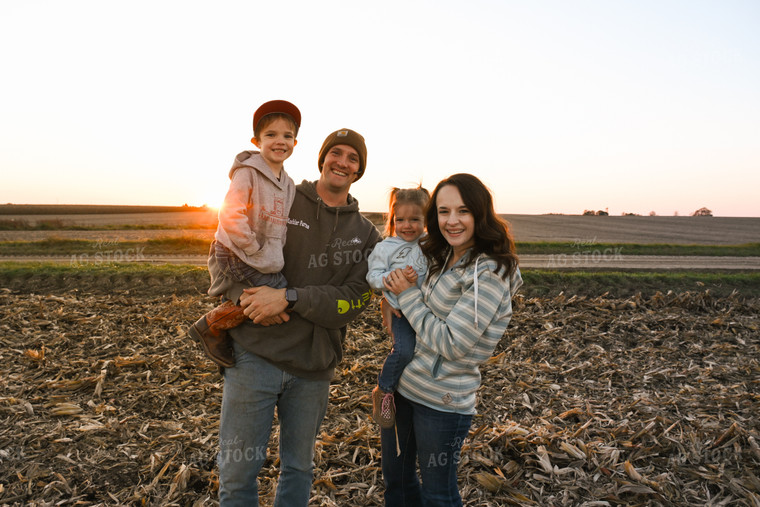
[285,288,298,309]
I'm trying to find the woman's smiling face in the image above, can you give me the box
[436,184,475,255]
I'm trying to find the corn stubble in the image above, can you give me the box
[0,285,758,506]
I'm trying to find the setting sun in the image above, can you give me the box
[196,181,228,212]
[201,199,222,213]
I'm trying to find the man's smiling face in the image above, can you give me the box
[319,144,360,193]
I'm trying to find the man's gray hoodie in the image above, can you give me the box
[209,180,382,380]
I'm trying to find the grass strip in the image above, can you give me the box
[0,261,206,277]
[521,269,760,297]
[2,263,758,298]
[0,237,210,256]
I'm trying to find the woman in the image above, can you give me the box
[381,173,522,506]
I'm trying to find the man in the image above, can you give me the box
[208,128,382,506]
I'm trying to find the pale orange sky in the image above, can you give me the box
[2,1,759,217]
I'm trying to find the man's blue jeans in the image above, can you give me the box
[218,341,330,506]
[381,392,473,506]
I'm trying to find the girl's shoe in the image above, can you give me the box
[372,386,396,428]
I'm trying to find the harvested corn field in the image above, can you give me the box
[1,283,759,506]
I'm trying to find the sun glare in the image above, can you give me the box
[204,201,222,213]
[198,188,225,212]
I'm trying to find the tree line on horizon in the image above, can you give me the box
[582,207,713,217]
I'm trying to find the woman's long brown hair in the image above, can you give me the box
[421,173,518,279]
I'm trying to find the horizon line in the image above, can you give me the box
[0,203,758,219]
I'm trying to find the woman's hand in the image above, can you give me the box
[383,268,414,295]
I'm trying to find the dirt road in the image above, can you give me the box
[517,254,760,270]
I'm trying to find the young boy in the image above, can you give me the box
[188,99,300,368]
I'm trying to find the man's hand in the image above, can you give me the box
[256,315,289,326]
[239,286,290,325]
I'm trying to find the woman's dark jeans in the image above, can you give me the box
[381,393,472,506]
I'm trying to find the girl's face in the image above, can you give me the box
[393,203,425,242]
[436,185,475,254]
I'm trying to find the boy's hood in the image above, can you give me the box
[229,151,283,184]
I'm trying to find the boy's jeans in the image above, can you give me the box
[380,393,472,506]
[377,313,416,393]
[214,241,287,289]
[218,342,329,506]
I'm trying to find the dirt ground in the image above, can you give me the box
[502,214,760,245]
[1,277,759,506]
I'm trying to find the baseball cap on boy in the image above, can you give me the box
[253,100,301,132]
[318,129,367,180]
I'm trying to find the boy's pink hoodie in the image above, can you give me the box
[213,150,295,276]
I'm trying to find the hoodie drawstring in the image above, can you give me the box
[474,256,480,328]
[313,195,342,232]
[427,251,481,328]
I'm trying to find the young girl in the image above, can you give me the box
[366,186,430,428]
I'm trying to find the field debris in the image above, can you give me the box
[0,284,758,506]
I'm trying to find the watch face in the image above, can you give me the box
[286,289,297,305]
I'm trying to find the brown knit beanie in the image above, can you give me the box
[318,129,367,180]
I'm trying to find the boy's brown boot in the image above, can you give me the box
[188,300,247,368]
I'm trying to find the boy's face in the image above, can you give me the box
[253,117,297,171]
[319,144,361,193]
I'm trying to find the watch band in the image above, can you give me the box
[285,288,297,309]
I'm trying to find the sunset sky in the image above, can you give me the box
[2,1,759,217]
